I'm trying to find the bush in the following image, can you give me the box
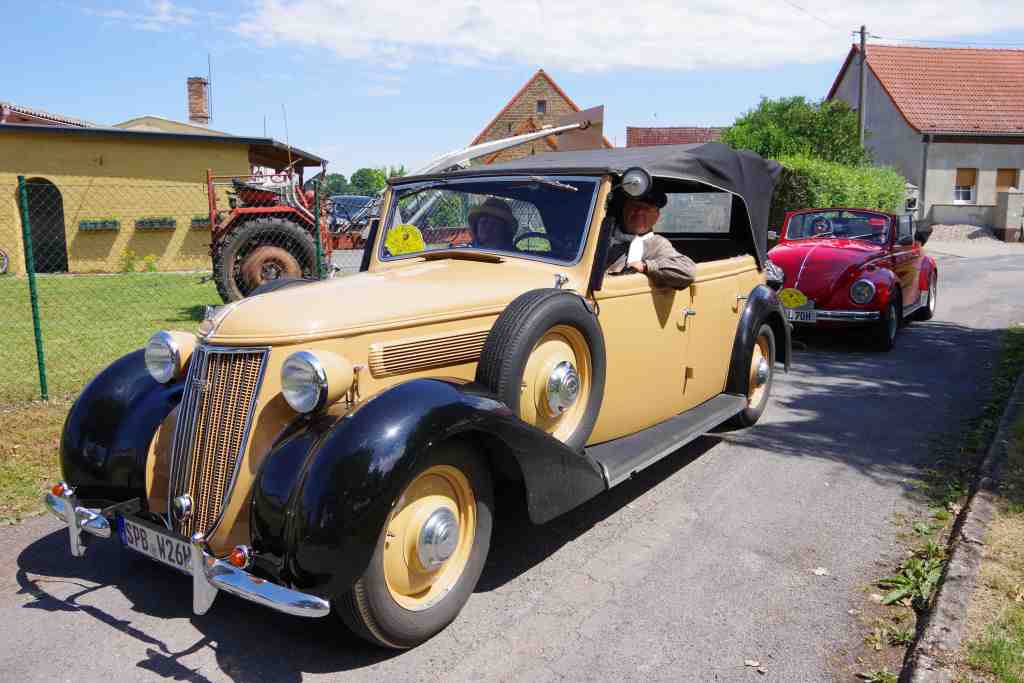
[769,155,905,228]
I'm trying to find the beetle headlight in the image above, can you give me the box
[144,331,195,383]
[281,351,354,413]
[850,279,876,305]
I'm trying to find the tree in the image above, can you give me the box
[721,96,869,166]
[386,165,407,179]
[320,173,351,195]
[349,167,388,196]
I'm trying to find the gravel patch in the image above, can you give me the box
[928,224,1001,243]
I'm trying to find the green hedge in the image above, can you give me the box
[769,155,905,228]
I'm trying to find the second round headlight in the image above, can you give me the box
[281,350,354,413]
[850,279,876,305]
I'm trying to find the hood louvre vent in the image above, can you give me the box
[369,328,490,378]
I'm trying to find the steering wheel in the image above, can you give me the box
[810,216,833,238]
[513,231,553,252]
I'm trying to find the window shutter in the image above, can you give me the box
[997,168,1019,193]
[955,168,977,187]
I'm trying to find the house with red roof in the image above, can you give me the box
[828,44,1024,239]
[471,69,611,164]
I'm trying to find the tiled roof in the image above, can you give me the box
[827,45,1024,134]
[626,126,723,147]
[0,100,96,128]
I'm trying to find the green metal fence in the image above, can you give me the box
[0,177,350,403]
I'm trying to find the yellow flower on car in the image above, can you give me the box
[385,224,426,255]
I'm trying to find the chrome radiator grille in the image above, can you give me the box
[169,346,268,538]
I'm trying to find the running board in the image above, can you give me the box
[586,393,747,487]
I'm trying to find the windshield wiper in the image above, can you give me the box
[525,176,579,192]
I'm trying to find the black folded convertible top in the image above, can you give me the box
[396,142,782,266]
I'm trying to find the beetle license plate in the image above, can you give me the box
[119,516,191,573]
[785,308,817,323]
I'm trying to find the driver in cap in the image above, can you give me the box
[606,189,696,290]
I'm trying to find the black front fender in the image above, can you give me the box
[60,349,183,505]
[725,284,791,395]
[250,378,606,597]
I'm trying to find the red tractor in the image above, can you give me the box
[206,165,368,302]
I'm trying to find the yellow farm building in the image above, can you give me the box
[0,121,323,275]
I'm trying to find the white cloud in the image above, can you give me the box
[235,0,1024,71]
[83,0,204,32]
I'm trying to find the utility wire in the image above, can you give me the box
[776,0,836,29]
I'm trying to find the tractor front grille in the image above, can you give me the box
[168,345,268,538]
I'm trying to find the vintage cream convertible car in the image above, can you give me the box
[47,143,790,649]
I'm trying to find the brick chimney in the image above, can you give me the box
[186,77,210,126]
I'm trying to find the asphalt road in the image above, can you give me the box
[3,248,1024,682]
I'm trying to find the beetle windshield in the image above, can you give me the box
[380,176,599,264]
[786,210,890,243]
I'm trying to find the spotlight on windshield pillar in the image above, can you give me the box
[621,167,652,198]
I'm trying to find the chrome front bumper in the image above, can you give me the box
[44,484,330,619]
[815,309,881,321]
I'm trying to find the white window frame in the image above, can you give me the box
[953,184,974,204]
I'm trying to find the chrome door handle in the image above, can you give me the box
[736,294,748,303]
[682,308,697,318]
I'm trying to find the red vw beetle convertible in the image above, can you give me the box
[767,208,937,350]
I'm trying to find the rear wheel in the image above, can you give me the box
[913,272,937,321]
[213,218,317,302]
[728,323,775,428]
[337,442,493,649]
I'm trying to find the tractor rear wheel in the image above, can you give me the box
[214,217,318,302]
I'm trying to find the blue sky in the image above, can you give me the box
[6,1,1024,177]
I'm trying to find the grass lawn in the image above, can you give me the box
[1,272,218,402]
[959,401,1024,682]
[1,272,218,521]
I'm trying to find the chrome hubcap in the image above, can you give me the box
[546,361,580,415]
[417,507,460,570]
[755,358,770,387]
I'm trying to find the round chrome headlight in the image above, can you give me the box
[144,331,194,383]
[621,167,652,198]
[850,279,876,305]
[281,352,328,413]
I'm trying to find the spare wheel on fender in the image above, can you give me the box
[476,289,606,451]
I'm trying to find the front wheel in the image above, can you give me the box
[337,441,493,649]
[872,295,900,351]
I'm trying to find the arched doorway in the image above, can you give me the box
[23,178,68,273]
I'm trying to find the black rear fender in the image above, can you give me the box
[725,285,791,396]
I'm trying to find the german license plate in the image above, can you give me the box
[119,516,191,573]
[785,308,817,323]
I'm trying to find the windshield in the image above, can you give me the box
[786,210,890,243]
[379,176,599,264]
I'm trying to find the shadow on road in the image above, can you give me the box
[724,319,1004,489]
[14,435,720,681]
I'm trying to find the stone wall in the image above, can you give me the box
[995,189,1024,241]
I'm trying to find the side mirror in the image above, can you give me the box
[767,230,779,241]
